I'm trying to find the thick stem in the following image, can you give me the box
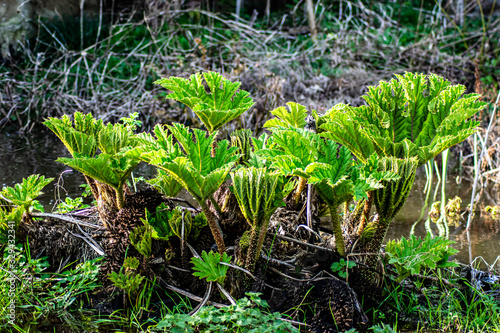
[209,195,222,215]
[201,201,226,254]
[352,199,366,226]
[364,215,391,274]
[330,204,346,257]
[343,201,348,217]
[84,175,99,203]
[293,177,307,205]
[255,218,271,265]
[116,184,124,210]
[95,181,118,227]
[357,192,374,235]
[244,226,261,273]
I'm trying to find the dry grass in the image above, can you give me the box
[0,1,498,133]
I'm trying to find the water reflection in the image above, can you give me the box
[388,166,500,267]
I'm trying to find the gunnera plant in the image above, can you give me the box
[45,112,142,225]
[230,167,285,273]
[320,72,486,272]
[131,122,240,254]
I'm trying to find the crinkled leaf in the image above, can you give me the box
[155,72,254,133]
[263,102,308,129]
[129,224,152,258]
[43,112,103,157]
[1,174,54,211]
[57,154,139,191]
[231,167,284,227]
[321,73,486,166]
[191,250,231,284]
[98,123,139,156]
[386,233,459,281]
[146,169,182,198]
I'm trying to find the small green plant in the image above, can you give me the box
[191,250,231,285]
[120,112,142,131]
[1,245,102,319]
[134,123,240,254]
[1,174,53,214]
[108,257,145,302]
[47,257,102,310]
[155,292,299,332]
[385,233,459,281]
[0,174,53,231]
[129,224,153,258]
[142,203,206,242]
[141,203,175,242]
[79,183,93,199]
[331,258,356,279]
[54,196,90,214]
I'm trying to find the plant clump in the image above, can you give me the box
[1,70,490,333]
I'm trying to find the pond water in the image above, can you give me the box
[2,131,500,268]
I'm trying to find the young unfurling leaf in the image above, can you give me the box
[191,251,231,285]
[1,174,53,213]
[155,72,254,133]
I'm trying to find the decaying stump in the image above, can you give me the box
[265,276,368,332]
[18,209,104,269]
[97,187,168,280]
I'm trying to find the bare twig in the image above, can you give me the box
[189,281,213,316]
[31,212,103,229]
[269,233,335,253]
[158,278,226,308]
[216,283,237,306]
[65,228,105,256]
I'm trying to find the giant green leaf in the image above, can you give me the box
[43,112,103,157]
[155,72,254,133]
[321,73,487,167]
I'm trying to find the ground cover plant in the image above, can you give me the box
[2,70,499,332]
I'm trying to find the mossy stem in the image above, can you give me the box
[84,175,99,203]
[116,185,124,210]
[293,177,307,205]
[329,204,346,257]
[244,226,261,273]
[201,200,226,254]
[357,192,374,235]
[365,215,391,270]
